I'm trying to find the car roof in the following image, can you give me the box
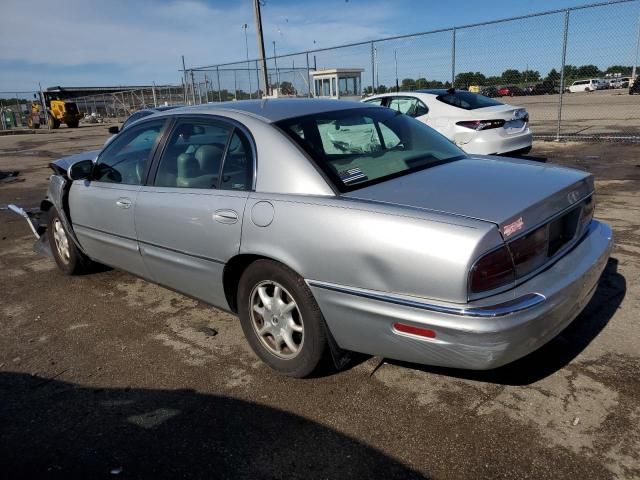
[161,98,374,123]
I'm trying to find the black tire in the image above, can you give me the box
[67,121,79,128]
[237,259,327,377]
[33,123,40,129]
[47,208,92,275]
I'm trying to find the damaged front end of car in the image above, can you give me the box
[7,152,97,258]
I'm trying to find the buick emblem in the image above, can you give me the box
[567,190,581,205]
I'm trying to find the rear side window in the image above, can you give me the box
[388,97,429,117]
[154,119,254,191]
[220,131,253,191]
[154,120,231,189]
[436,91,502,110]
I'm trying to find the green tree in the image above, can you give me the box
[521,69,540,83]
[278,81,296,95]
[455,72,486,88]
[401,78,416,90]
[605,65,633,75]
[545,68,560,83]
[415,77,428,89]
[377,84,388,94]
[501,69,522,84]
[576,65,601,78]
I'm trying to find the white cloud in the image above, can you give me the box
[0,0,395,90]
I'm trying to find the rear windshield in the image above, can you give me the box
[276,107,466,192]
[436,91,502,110]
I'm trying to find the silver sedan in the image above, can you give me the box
[11,99,613,377]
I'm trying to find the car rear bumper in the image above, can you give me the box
[460,128,533,155]
[308,220,612,370]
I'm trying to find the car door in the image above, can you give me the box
[135,116,254,308]
[69,118,167,277]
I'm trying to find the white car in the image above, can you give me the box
[363,89,532,155]
[568,79,601,92]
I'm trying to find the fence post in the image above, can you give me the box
[451,27,456,87]
[556,9,570,141]
[306,51,311,97]
[255,60,260,98]
[370,41,376,95]
[216,66,222,102]
[189,70,197,105]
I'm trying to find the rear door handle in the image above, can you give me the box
[116,197,132,209]
[214,209,238,224]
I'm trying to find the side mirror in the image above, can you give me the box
[67,159,94,181]
[108,125,119,134]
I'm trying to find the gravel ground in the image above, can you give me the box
[1,124,639,479]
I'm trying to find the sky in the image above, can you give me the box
[1,0,638,94]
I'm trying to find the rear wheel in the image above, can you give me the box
[47,116,60,129]
[48,208,92,275]
[238,260,327,377]
[67,120,79,128]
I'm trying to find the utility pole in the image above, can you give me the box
[253,0,269,97]
[273,41,280,91]
[243,23,253,99]
[394,49,399,92]
[181,55,188,103]
[632,13,640,82]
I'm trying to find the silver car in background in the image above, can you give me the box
[12,99,612,378]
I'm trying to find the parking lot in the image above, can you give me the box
[512,89,640,138]
[1,125,639,479]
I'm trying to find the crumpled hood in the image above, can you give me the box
[344,156,593,234]
[50,149,100,172]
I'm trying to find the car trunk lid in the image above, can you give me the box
[343,156,593,239]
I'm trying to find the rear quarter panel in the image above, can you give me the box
[241,193,502,303]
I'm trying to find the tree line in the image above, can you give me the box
[453,64,635,89]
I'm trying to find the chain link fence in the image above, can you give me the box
[71,85,187,123]
[184,0,640,141]
[0,91,40,130]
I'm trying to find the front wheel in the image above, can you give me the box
[48,208,92,275]
[238,260,327,377]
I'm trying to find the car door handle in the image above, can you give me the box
[116,197,132,209]
[214,209,238,224]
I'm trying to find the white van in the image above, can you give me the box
[568,79,600,92]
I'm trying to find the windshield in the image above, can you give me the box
[276,107,466,192]
[436,91,502,110]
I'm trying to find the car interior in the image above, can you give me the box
[154,122,252,190]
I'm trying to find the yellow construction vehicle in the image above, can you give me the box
[46,99,82,129]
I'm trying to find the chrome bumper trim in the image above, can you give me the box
[307,280,546,318]
[7,204,40,239]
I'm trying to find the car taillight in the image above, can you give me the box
[508,225,549,277]
[469,245,515,293]
[456,119,506,131]
[580,195,595,229]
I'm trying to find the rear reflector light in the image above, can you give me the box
[469,245,515,293]
[456,119,506,131]
[393,323,436,339]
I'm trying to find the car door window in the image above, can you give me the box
[94,119,165,185]
[389,97,428,117]
[154,119,231,189]
[220,130,253,191]
[363,98,384,106]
